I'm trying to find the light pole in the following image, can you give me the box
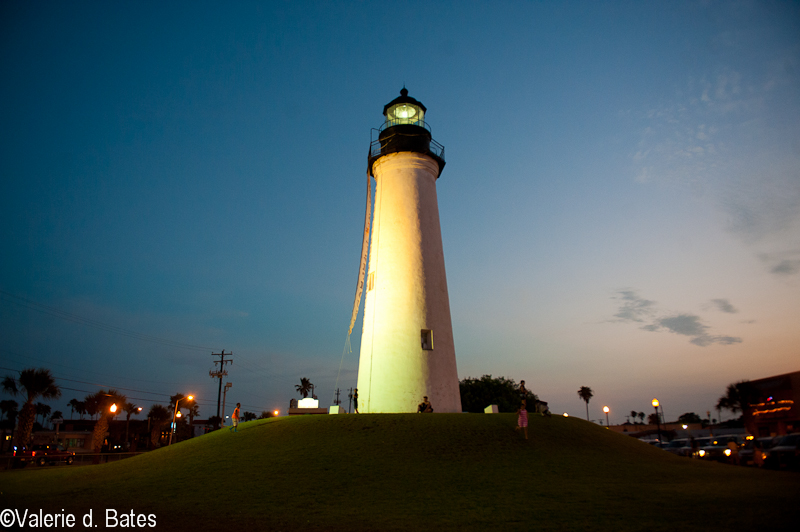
[652,398,661,445]
[169,395,194,446]
[603,406,610,427]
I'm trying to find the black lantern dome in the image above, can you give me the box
[368,88,445,177]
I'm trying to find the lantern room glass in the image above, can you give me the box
[386,102,425,127]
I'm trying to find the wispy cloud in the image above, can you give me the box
[759,251,800,276]
[630,50,800,277]
[710,298,738,313]
[611,290,742,347]
[644,314,743,347]
[612,290,655,323]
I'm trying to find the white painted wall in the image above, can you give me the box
[357,151,461,413]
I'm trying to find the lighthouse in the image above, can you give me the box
[356,89,461,413]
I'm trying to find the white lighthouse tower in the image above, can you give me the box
[356,89,461,413]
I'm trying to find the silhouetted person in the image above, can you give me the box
[417,396,433,413]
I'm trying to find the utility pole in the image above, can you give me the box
[348,388,353,414]
[221,382,232,427]
[334,388,341,406]
[209,350,233,429]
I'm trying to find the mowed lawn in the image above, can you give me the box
[2,414,798,531]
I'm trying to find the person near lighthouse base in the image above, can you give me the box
[417,396,433,413]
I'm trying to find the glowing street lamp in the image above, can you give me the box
[603,406,610,427]
[110,403,118,414]
[169,395,194,446]
[652,398,662,444]
[273,410,279,417]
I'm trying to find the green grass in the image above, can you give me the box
[2,414,798,531]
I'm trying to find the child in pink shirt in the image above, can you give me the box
[516,400,529,439]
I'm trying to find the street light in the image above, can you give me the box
[273,410,279,417]
[652,398,662,445]
[169,395,194,446]
[603,406,610,427]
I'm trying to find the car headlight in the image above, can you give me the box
[724,449,732,456]
[698,450,706,457]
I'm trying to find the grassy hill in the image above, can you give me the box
[2,413,798,531]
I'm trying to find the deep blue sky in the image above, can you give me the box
[2,1,798,423]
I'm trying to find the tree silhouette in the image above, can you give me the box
[295,378,313,398]
[35,402,51,425]
[85,389,126,462]
[147,404,170,449]
[459,375,538,413]
[716,381,757,416]
[0,399,19,453]
[2,368,61,449]
[577,386,593,421]
[123,402,141,449]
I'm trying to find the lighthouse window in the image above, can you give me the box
[421,329,433,350]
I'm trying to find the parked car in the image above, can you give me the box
[13,444,75,467]
[694,435,743,463]
[740,436,778,467]
[665,438,692,457]
[763,433,800,471]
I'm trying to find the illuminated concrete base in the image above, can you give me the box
[357,152,461,413]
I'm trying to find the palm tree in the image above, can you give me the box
[84,393,100,420]
[185,402,199,439]
[49,410,63,426]
[147,404,170,449]
[577,386,593,421]
[85,389,126,463]
[2,368,61,449]
[295,377,313,398]
[716,381,757,416]
[75,400,86,420]
[68,398,81,420]
[630,410,638,424]
[637,412,645,423]
[35,402,51,426]
[123,402,141,449]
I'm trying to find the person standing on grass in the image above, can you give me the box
[519,380,529,399]
[516,399,528,439]
[353,389,359,414]
[230,403,240,432]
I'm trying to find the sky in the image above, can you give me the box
[1,1,798,425]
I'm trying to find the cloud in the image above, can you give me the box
[611,290,742,347]
[653,314,707,336]
[710,298,738,313]
[759,250,800,277]
[612,290,656,323]
[644,314,743,347]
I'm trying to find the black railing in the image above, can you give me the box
[368,128,446,162]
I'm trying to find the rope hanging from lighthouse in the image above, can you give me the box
[348,169,373,336]
[333,170,372,404]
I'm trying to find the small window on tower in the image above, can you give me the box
[367,272,375,291]
[421,329,433,350]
